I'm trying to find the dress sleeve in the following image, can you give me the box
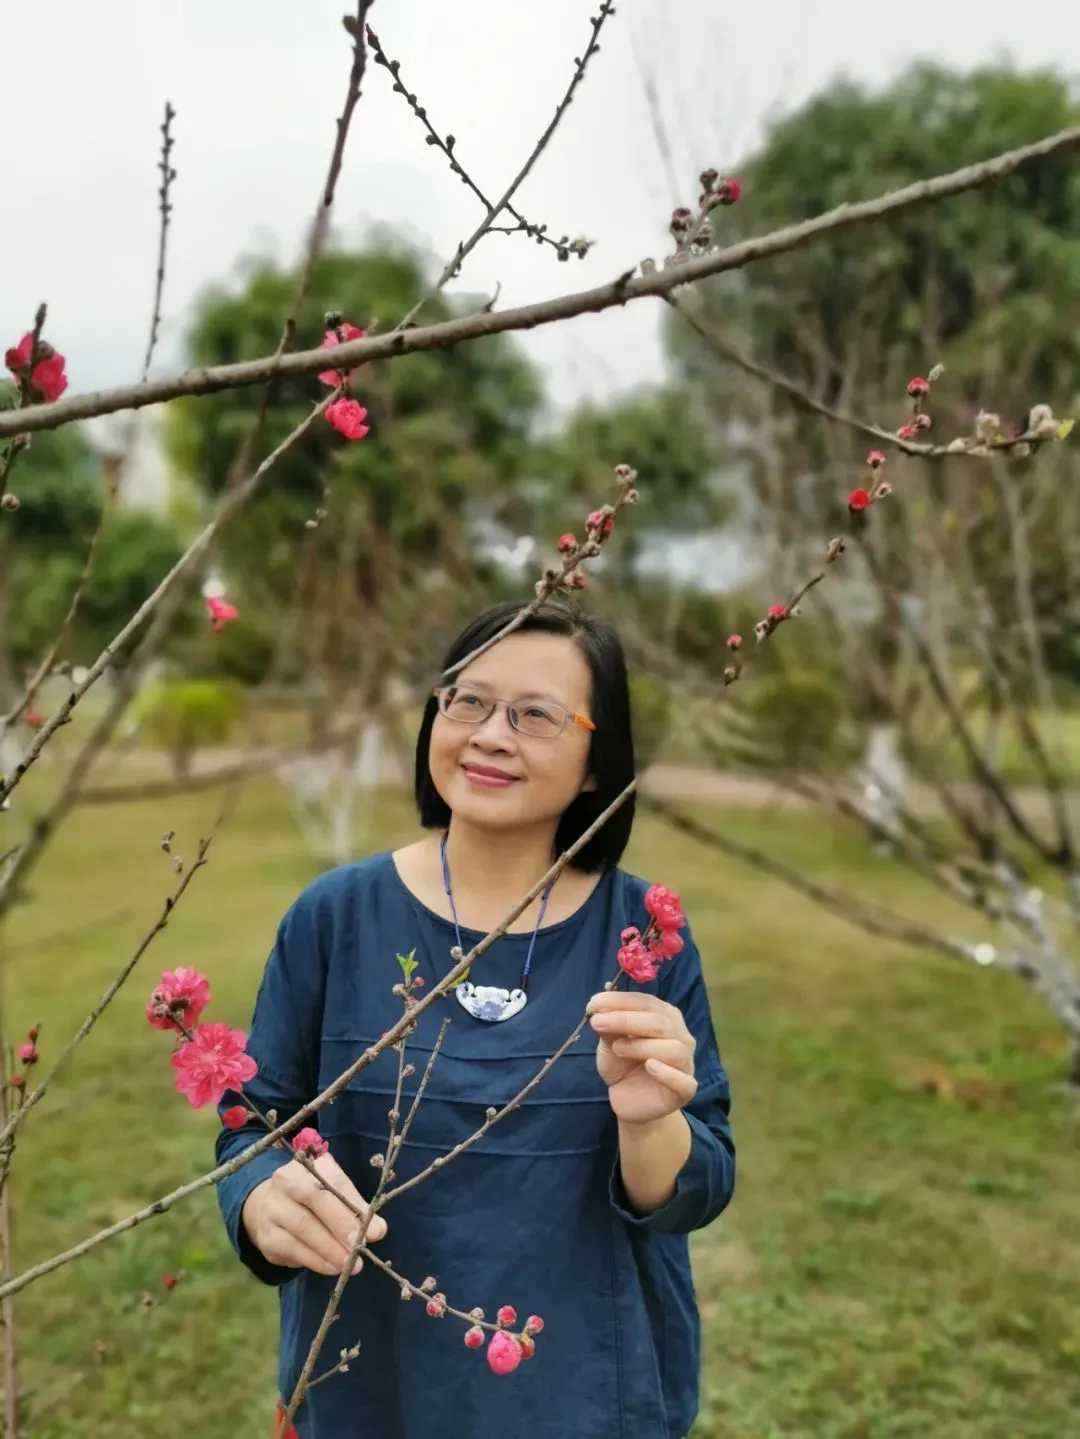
[609,921,736,1234]
[214,888,327,1286]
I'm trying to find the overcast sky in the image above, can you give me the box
[1,0,1077,502]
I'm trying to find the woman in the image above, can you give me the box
[215,600,735,1439]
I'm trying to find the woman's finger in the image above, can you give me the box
[611,1037,692,1068]
[643,1058,699,1103]
[591,1009,689,1042]
[263,1219,362,1278]
[286,1153,388,1248]
[285,1208,367,1274]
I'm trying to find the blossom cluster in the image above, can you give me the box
[546,462,638,593]
[422,1283,545,1374]
[616,883,686,984]
[146,966,257,1108]
[4,332,68,405]
[7,1023,41,1092]
[319,315,371,440]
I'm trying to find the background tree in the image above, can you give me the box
[664,63,1080,805]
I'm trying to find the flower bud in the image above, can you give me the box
[973,410,999,442]
[847,488,871,514]
[907,376,930,397]
[726,633,742,650]
[556,532,576,554]
[712,177,742,206]
[1,494,20,511]
[913,412,932,430]
[866,450,886,469]
[568,570,587,589]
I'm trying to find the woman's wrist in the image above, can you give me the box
[616,1110,692,1214]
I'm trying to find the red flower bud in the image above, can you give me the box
[847,488,871,513]
[767,605,786,620]
[464,1325,485,1349]
[556,533,577,554]
[714,177,742,205]
[568,571,587,589]
[524,1315,545,1334]
[913,412,932,430]
[496,1305,517,1327]
[866,450,886,468]
[726,633,742,650]
[897,425,916,439]
[486,1330,522,1375]
[907,377,930,397]
[162,1272,179,1291]
[518,1334,537,1360]
[585,509,615,538]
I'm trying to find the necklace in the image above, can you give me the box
[440,834,554,1023]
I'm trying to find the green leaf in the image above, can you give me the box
[1057,418,1074,440]
[396,950,418,980]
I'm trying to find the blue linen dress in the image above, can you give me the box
[215,852,735,1439]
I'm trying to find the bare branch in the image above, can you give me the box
[3,126,1076,439]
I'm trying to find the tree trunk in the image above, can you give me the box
[861,722,907,854]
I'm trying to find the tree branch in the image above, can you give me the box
[4,126,1077,439]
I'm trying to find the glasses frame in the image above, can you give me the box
[433,685,596,739]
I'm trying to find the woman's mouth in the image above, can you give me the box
[461,763,519,789]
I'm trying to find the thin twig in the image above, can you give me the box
[0,1045,19,1439]
[0,101,177,741]
[141,102,177,385]
[5,125,1077,439]
[364,17,595,298]
[279,1019,450,1429]
[393,0,613,328]
[0,828,219,1151]
[226,1,374,490]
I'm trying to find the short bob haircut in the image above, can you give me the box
[414,600,636,874]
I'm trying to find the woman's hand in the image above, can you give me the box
[241,1150,388,1277]
[589,989,698,1125]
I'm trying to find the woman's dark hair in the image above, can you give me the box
[414,600,636,874]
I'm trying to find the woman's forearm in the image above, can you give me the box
[616,1111,692,1214]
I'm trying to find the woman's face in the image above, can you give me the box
[428,630,596,836]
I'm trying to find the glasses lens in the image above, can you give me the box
[510,702,566,738]
[440,687,493,722]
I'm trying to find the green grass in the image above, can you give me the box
[2,783,1079,1437]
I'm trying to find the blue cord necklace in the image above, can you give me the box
[440,833,554,1023]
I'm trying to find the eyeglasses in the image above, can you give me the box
[434,686,596,740]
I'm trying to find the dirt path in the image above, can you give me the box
[76,743,1076,826]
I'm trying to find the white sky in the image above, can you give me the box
[1,0,1077,504]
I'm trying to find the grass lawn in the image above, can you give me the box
[2,780,1079,1437]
